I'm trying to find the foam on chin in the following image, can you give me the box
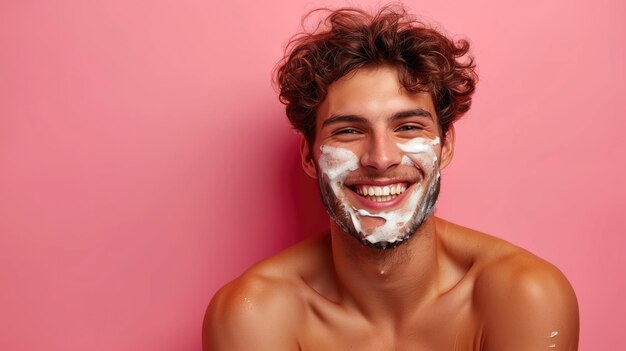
[354,183,423,243]
[318,137,440,245]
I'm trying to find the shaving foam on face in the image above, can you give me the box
[318,136,441,245]
[353,188,422,243]
[398,137,440,170]
[318,145,359,192]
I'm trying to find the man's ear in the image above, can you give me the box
[300,136,318,179]
[439,126,455,170]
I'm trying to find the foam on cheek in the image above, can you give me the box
[397,137,440,172]
[318,145,359,193]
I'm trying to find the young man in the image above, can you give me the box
[203,6,579,351]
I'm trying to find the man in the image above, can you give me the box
[203,6,579,351]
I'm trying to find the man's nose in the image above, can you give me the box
[360,134,402,171]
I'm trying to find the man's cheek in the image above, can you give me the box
[402,154,437,176]
[396,136,441,173]
[319,145,359,181]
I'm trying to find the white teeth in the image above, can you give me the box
[397,185,403,194]
[391,184,400,195]
[363,194,399,202]
[353,183,408,199]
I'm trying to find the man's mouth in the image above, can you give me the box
[350,183,409,202]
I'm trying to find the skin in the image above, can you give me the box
[203,66,579,351]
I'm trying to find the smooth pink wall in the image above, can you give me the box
[1,0,624,350]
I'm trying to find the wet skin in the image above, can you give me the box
[203,66,579,351]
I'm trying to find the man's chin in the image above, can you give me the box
[318,174,439,250]
[345,206,437,250]
[352,228,415,250]
[357,216,386,230]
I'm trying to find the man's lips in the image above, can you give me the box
[346,182,413,210]
[351,183,409,201]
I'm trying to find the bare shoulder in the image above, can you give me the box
[202,235,331,351]
[440,219,579,350]
[202,270,302,350]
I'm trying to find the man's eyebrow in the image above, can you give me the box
[322,108,433,128]
[389,108,433,122]
[321,114,368,128]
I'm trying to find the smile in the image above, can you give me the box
[351,183,409,202]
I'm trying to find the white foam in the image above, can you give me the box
[318,136,441,244]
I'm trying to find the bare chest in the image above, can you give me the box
[297,297,483,351]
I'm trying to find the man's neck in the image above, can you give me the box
[329,216,442,325]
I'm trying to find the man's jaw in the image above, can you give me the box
[319,175,434,249]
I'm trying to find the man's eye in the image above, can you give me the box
[336,128,360,135]
[397,125,423,132]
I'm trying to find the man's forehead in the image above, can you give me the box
[316,66,436,127]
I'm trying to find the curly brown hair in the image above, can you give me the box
[275,5,478,144]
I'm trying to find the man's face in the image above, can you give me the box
[301,65,455,248]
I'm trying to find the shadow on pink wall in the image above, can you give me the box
[277,125,330,243]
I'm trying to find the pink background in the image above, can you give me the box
[1,0,624,350]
